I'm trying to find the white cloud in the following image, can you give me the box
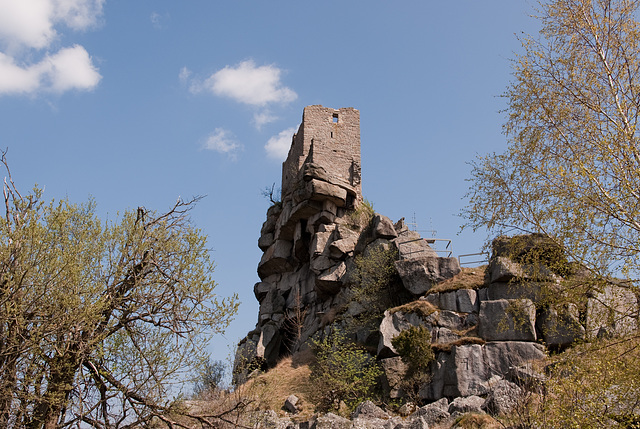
[0,52,41,94]
[53,0,104,31]
[196,60,297,107]
[0,0,103,50]
[253,110,278,129]
[204,128,243,158]
[150,11,169,29]
[265,127,296,161]
[45,45,101,92]
[179,66,191,83]
[0,0,103,96]
[0,45,100,95]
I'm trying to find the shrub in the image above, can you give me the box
[309,330,382,413]
[346,199,374,230]
[391,326,434,376]
[391,326,435,403]
[346,244,401,337]
[351,245,400,312]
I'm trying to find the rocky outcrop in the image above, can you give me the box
[234,106,640,419]
[234,106,460,382]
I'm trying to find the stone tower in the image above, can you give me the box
[234,105,448,382]
[281,105,361,208]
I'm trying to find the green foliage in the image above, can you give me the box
[346,198,374,230]
[309,330,382,413]
[463,0,640,284]
[462,2,640,424]
[346,244,400,335]
[391,326,434,376]
[193,359,227,398]
[509,338,640,428]
[0,155,239,428]
[494,234,575,278]
[390,326,434,403]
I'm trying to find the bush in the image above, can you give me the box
[346,199,374,230]
[351,245,400,313]
[391,326,434,376]
[310,330,382,413]
[391,326,434,403]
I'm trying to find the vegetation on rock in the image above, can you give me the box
[309,330,382,413]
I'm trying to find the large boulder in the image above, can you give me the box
[482,378,523,416]
[380,357,408,399]
[305,179,348,206]
[537,304,585,347]
[316,262,347,295]
[484,341,546,379]
[395,256,461,295]
[373,214,398,239]
[312,413,352,429]
[393,230,437,259]
[351,400,389,420]
[258,240,294,279]
[586,285,639,339]
[256,322,282,367]
[409,398,450,426]
[443,344,489,397]
[448,395,485,414]
[478,299,537,341]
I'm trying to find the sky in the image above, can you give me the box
[0,1,542,373]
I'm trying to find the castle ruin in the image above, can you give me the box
[234,105,636,409]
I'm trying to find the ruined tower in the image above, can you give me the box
[281,105,362,208]
[234,105,443,381]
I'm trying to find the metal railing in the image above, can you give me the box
[458,252,489,266]
[397,237,453,258]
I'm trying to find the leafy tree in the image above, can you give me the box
[193,359,227,398]
[463,1,640,425]
[463,0,640,284]
[0,154,238,428]
[309,330,382,413]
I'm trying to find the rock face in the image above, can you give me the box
[234,106,640,414]
[233,106,460,382]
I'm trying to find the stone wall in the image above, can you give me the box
[281,106,361,204]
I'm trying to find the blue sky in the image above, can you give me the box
[0,1,540,370]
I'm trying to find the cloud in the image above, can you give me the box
[195,60,297,107]
[0,45,100,95]
[179,66,191,83]
[265,127,296,161]
[203,128,243,158]
[0,0,103,96]
[150,11,169,29]
[0,0,103,50]
[253,110,278,129]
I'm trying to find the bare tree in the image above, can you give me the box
[0,151,239,428]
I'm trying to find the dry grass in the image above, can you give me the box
[432,336,486,353]
[428,266,486,295]
[450,413,503,429]
[390,300,437,318]
[165,352,318,428]
[240,353,316,419]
